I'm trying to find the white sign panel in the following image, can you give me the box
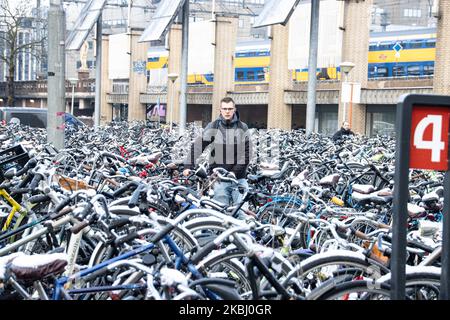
[341,82,361,104]
[188,21,215,75]
[288,0,344,69]
[109,33,130,79]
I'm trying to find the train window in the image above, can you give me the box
[257,70,265,81]
[393,65,406,77]
[424,65,434,75]
[376,67,388,77]
[247,71,255,80]
[379,43,391,50]
[407,65,421,76]
[236,71,245,81]
[409,41,423,49]
[425,39,436,48]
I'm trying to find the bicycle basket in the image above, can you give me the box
[0,145,30,182]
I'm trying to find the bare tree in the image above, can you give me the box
[0,0,46,106]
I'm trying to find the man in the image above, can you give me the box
[183,97,251,208]
[332,121,354,142]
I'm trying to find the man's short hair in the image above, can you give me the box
[220,97,235,107]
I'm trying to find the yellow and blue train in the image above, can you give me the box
[146,28,436,85]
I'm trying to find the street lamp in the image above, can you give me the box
[68,78,78,115]
[339,61,355,125]
[167,73,179,131]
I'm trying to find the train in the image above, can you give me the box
[146,28,436,85]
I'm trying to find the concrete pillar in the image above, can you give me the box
[434,1,450,94]
[338,0,372,134]
[167,24,182,125]
[267,24,292,130]
[211,14,238,119]
[128,29,148,121]
[100,34,112,124]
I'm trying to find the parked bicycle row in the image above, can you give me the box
[0,121,444,300]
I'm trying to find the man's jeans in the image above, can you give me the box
[212,179,249,213]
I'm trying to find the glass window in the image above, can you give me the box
[424,65,434,75]
[319,112,338,135]
[376,67,388,77]
[247,71,255,80]
[9,112,46,128]
[367,107,396,137]
[236,71,245,81]
[257,70,265,81]
[407,65,421,76]
[425,39,436,48]
[393,65,405,77]
[409,41,423,49]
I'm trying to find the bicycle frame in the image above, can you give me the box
[52,234,205,300]
[0,189,26,233]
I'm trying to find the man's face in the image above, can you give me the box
[220,101,236,121]
[343,122,350,130]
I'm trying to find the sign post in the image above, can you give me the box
[393,94,450,300]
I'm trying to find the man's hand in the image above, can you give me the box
[182,169,192,177]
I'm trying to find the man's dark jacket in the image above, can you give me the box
[332,127,354,141]
[185,112,251,179]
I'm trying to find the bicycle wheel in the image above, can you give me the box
[283,250,390,299]
[310,279,393,300]
[379,266,441,300]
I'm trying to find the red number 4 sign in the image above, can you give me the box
[410,106,450,171]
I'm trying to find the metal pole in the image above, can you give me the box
[342,72,347,124]
[179,0,189,135]
[127,0,133,33]
[71,84,75,115]
[47,0,65,149]
[391,100,411,300]
[305,0,320,135]
[157,97,161,126]
[94,14,102,130]
[349,82,354,127]
[170,80,175,131]
[36,0,42,78]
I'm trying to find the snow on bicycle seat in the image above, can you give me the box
[352,188,393,204]
[422,191,439,203]
[318,174,340,187]
[407,203,426,218]
[10,253,68,282]
[260,169,281,178]
[352,184,375,194]
[260,162,279,170]
[351,191,372,203]
[0,252,25,280]
[128,152,162,165]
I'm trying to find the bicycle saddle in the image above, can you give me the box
[351,188,393,204]
[0,252,24,280]
[352,184,375,194]
[407,203,426,218]
[422,186,443,203]
[9,253,68,282]
[319,173,340,187]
